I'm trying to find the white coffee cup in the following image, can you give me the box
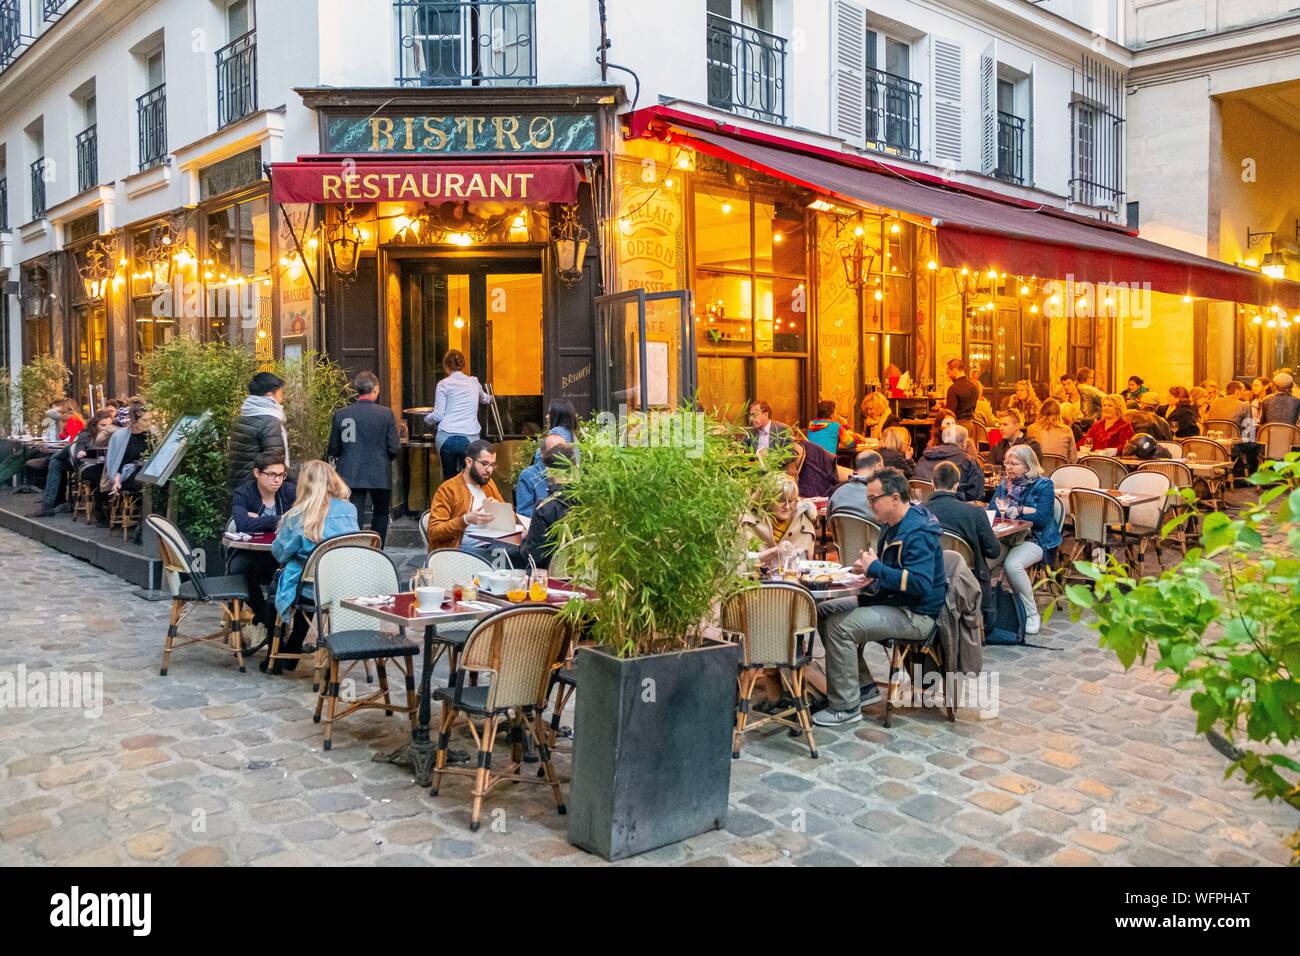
[415,586,445,612]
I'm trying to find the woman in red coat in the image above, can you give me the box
[1082,394,1134,452]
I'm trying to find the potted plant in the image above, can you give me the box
[278,350,352,467]
[1060,456,1300,864]
[555,408,764,860]
[17,354,70,434]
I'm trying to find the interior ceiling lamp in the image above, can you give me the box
[79,238,120,303]
[552,203,590,287]
[326,203,362,284]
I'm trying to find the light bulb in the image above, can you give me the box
[511,215,526,229]
[1183,295,1193,303]
[453,314,465,329]
[927,260,937,271]
[773,232,783,243]
[1019,285,1029,296]
[873,290,883,302]
[854,226,864,238]
[721,202,732,214]
[890,222,900,234]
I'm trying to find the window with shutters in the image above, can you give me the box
[1069,55,1123,208]
[864,30,920,159]
[706,0,786,124]
[930,37,963,166]
[994,69,1030,186]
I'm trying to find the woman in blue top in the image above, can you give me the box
[990,444,1060,636]
[268,460,360,672]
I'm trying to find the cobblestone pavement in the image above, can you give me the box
[0,527,1294,867]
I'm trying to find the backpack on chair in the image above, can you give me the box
[984,584,1026,645]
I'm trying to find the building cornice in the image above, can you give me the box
[293,85,627,112]
[1128,16,1300,85]
[929,0,1132,68]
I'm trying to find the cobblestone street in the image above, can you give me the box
[0,527,1294,867]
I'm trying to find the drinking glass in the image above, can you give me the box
[411,567,434,592]
[994,496,1011,517]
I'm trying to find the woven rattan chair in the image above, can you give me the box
[1039,453,1067,476]
[1201,419,1241,439]
[1117,471,1172,571]
[1065,489,1127,575]
[940,531,976,570]
[1050,464,1101,492]
[908,478,935,503]
[268,531,382,686]
[1080,455,1129,489]
[1182,437,1232,509]
[1157,441,1184,458]
[969,419,990,449]
[147,515,251,675]
[829,513,880,565]
[1259,423,1300,462]
[418,509,431,550]
[721,583,819,760]
[430,605,570,831]
[1136,460,1194,555]
[421,548,495,659]
[311,546,419,752]
[109,489,142,540]
[70,460,98,523]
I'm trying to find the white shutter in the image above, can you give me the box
[1025,63,1035,186]
[980,41,997,175]
[930,37,963,165]
[830,0,868,147]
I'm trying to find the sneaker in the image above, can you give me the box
[1025,612,1041,636]
[244,621,267,647]
[31,507,57,518]
[859,683,883,707]
[812,707,862,728]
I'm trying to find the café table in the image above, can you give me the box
[223,531,276,552]
[1115,456,1227,479]
[991,517,1032,540]
[342,591,501,786]
[465,527,525,548]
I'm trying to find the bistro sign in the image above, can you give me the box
[323,112,599,155]
[269,161,582,204]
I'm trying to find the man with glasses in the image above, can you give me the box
[426,439,506,551]
[813,467,947,727]
[228,452,297,644]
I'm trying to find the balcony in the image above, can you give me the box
[0,177,8,230]
[865,68,921,160]
[76,124,97,192]
[216,30,256,128]
[137,83,167,170]
[1,0,72,73]
[706,13,786,125]
[30,156,46,219]
[995,110,1026,185]
[394,0,536,87]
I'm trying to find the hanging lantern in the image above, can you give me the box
[836,227,876,290]
[78,238,120,304]
[325,203,362,284]
[1261,251,1286,279]
[552,204,590,286]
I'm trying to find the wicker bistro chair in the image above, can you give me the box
[940,531,976,571]
[430,605,570,831]
[109,488,143,540]
[417,509,431,551]
[311,547,420,752]
[908,479,936,503]
[1202,419,1241,439]
[1050,464,1101,493]
[969,419,990,450]
[1136,460,1195,554]
[1115,471,1172,572]
[147,515,251,675]
[721,583,820,760]
[1039,453,1067,476]
[1181,437,1232,509]
[1157,441,1184,458]
[1259,423,1300,462]
[1064,489,1128,576]
[829,513,881,566]
[1079,455,1129,489]
[268,531,382,687]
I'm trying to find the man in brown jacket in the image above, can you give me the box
[425,438,506,550]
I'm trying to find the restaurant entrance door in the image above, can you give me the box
[594,288,696,413]
[401,259,545,441]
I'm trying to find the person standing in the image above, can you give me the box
[229,372,289,490]
[228,452,297,646]
[944,359,979,426]
[425,349,491,482]
[326,370,400,545]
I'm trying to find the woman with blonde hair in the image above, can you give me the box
[1003,380,1041,426]
[270,460,360,672]
[859,391,898,441]
[1027,398,1078,462]
[879,425,915,477]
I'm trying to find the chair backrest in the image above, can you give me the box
[1050,465,1100,491]
[1080,455,1129,489]
[1156,441,1184,458]
[1202,419,1240,439]
[315,546,400,635]
[1117,471,1171,530]
[908,478,935,503]
[299,531,382,599]
[423,547,493,588]
[1069,488,1125,546]
[1052,493,1067,534]
[829,513,880,563]
[720,583,817,667]
[939,530,976,570]
[459,605,569,712]
[418,509,431,550]
[969,420,989,447]
[1182,437,1229,463]
[1040,453,1067,476]
[146,514,204,599]
[1258,423,1298,461]
[1136,459,1194,489]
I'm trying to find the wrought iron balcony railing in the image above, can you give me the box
[0,177,8,231]
[1,0,72,73]
[996,110,1026,185]
[76,124,97,192]
[706,13,786,125]
[394,0,536,87]
[216,30,257,128]
[137,83,167,170]
[30,157,47,219]
[865,67,921,160]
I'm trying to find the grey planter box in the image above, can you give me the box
[567,638,741,861]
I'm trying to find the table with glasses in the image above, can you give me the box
[223,531,276,552]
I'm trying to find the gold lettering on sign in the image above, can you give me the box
[444,173,465,198]
[421,117,450,151]
[515,173,533,198]
[398,174,420,199]
[402,117,416,151]
[528,116,556,149]
[455,117,488,150]
[321,175,342,199]
[363,173,381,199]
[490,173,510,196]
[466,173,487,198]
[369,117,395,151]
[493,116,522,150]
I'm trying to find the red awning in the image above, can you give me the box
[650,119,1300,309]
[269,159,583,204]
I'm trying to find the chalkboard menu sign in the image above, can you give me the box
[138,411,211,487]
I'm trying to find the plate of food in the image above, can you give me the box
[797,559,847,574]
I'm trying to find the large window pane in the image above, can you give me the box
[756,276,807,354]
[754,200,806,274]
[754,357,802,426]
[698,355,748,422]
[994,308,1020,385]
[697,271,754,350]
[487,273,542,397]
[694,190,751,271]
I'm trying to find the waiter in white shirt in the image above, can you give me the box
[425,349,493,481]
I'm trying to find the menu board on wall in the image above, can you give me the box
[614,158,686,294]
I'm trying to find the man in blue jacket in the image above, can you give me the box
[228,452,297,645]
[814,467,947,727]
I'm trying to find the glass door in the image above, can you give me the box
[595,288,696,413]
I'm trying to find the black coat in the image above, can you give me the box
[925,490,1000,587]
[228,413,286,490]
[878,447,914,478]
[520,492,570,570]
[327,399,401,490]
[914,444,984,502]
[230,479,298,534]
[1166,404,1200,438]
[989,435,1042,468]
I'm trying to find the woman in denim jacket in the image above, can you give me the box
[989,444,1060,635]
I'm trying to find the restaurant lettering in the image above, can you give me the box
[321,171,536,201]
[323,112,598,155]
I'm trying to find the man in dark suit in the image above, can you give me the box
[944,358,979,426]
[744,400,792,457]
[925,461,1000,628]
[327,370,400,544]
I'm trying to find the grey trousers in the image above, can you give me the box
[818,600,930,712]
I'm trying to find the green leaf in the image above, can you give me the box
[1073,561,1102,581]
[1065,585,1095,608]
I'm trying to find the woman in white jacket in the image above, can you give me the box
[425,349,492,481]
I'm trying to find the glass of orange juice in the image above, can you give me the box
[529,571,548,602]
[506,587,527,603]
